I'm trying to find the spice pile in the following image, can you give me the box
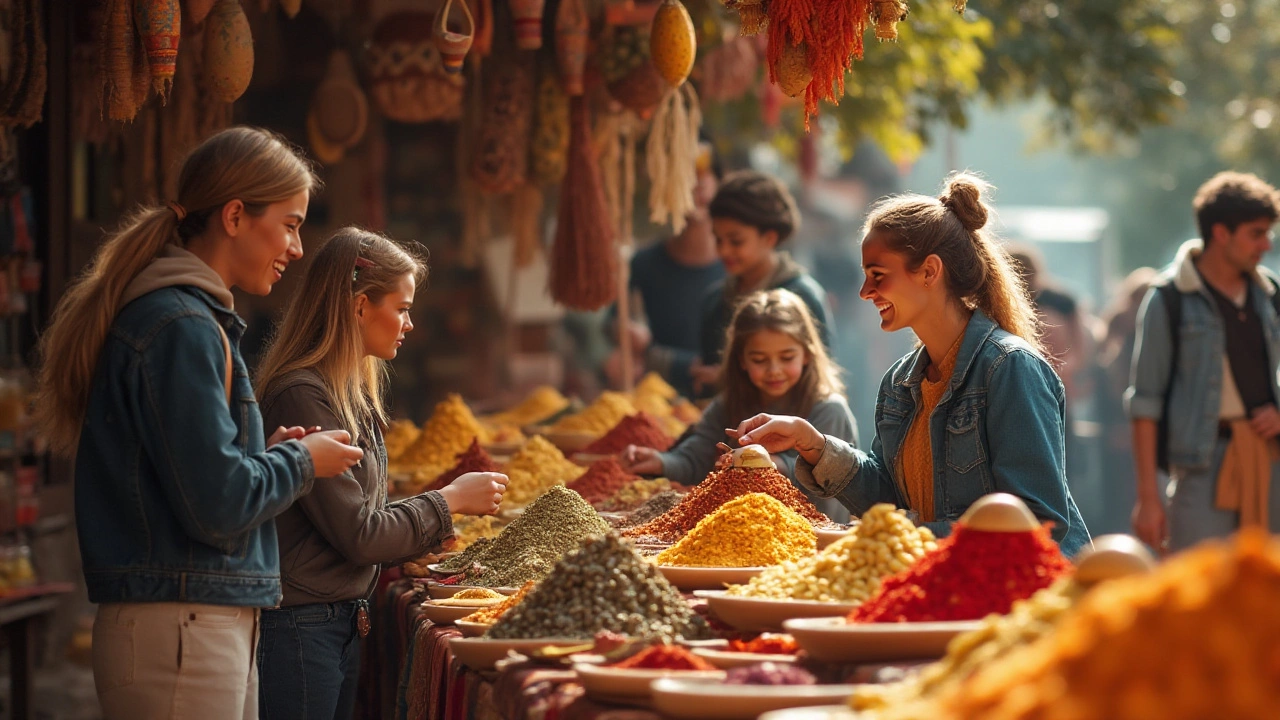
[460,581,535,624]
[452,588,505,600]
[728,504,935,603]
[397,394,488,479]
[424,439,501,493]
[504,436,588,505]
[549,391,637,436]
[566,457,641,506]
[601,478,685,511]
[485,533,711,640]
[449,486,610,588]
[450,515,506,550]
[384,419,421,462]
[484,386,571,428]
[901,530,1280,720]
[614,491,685,529]
[624,465,832,543]
[583,413,674,454]
[727,634,799,655]
[609,644,716,671]
[849,579,1081,717]
[654,493,816,567]
[847,524,1072,623]
[725,664,815,686]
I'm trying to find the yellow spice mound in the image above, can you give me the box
[384,419,422,462]
[654,493,816,568]
[550,391,637,436]
[396,394,487,470]
[634,372,678,400]
[461,581,535,624]
[728,504,935,603]
[503,436,587,505]
[923,529,1280,720]
[451,514,506,550]
[485,386,571,429]
[451,588,505,600]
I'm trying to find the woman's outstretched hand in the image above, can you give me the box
[438,472,510,516]
[728,414,827,466]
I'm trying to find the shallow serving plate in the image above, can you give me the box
[690,647,798,669]
[448,636,593,670]
[695,590,860,632]
[419,599,502,625]
[426,583,519,600]
[425,563,463,576]
[649,677,860,720]
[573,663,725,702]
[657,566,766,592]
[454,619,492,638]
[815,528,855,550]
[757,705,859,720]
[571,452,615,466]
[783,617,983,663]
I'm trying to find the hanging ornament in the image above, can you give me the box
[723,0,766,36]
[185,0,215,26]
[366,11,464,123]
[550,97,618,311]
[600,23,669,117]
[279,0,302,17]
[134,0,181,98]
[645,0,701,233]
[555,0,589,95]
[308,50,368,163]
[771,40,810,97]
[202,0,254,103]
[510,0,545,50]
[870,0,908,41]
[649,0,696,87]
[434,0,475,75]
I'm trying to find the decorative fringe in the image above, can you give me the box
[765,0,871,129]
[550,97,618,311]
[646,83,702,234]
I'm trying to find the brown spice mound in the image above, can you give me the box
[425,439,500,492]
[566,457,640,506]
[622,466,831,543]
[583,412,674,454]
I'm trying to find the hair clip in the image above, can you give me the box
[353,256,375,283]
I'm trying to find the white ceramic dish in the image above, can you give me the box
[783,617,983,663]
[419,599,501,625]
[691,647,798,669]
[448,636,592,670]
[695,590,859,632]
[425,583,519,600]
[573,663,725,702]
[757,705,859,720]
[657,565,766,591]
[649,677,860,719]
[455,619,492,638]
[426,563,463,575]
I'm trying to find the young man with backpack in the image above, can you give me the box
[1126,171,1280,553]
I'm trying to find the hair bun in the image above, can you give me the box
[939,174,990,232]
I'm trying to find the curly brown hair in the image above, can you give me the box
[1192,171,1280,244]
[708,170,801,243]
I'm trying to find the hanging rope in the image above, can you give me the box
[646,83,701,234]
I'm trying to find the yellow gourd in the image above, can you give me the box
[649,0,696,87]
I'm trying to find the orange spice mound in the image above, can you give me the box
[425,439,501,493]
[622,466,830,543]
[583,413,674,454]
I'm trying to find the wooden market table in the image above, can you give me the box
[0,582,76,720]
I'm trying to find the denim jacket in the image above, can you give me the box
[76,283,315,607]
[1124,239,1280,469]
[795,310,1091,557]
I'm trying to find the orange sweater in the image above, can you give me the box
[899,336,963,522]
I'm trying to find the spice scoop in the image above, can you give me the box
[1072,534,1156,587]
[716,442,776,470]
[957,493,1039,533]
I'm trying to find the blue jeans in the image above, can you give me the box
[1169,437,1280,552]
[257,602,361,720]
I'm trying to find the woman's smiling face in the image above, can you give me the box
[859,230,932,332]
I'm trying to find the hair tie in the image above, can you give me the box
[167,201,187,221]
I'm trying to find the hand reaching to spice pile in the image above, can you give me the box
[620,444,665,475]
[437,471,510,516]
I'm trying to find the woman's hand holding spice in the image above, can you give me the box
[437,471,510,516]
[621,445,665,475]
[731,414,827,466]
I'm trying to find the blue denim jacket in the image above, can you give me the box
[1125,240,1280,469]
[795,310,1091,557]
[76,285,315,607]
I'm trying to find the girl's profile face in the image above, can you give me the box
[859,230,931,333]
[741,328,807,403]
[357,273,416,360]
[713,217,778,279]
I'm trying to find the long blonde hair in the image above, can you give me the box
[36,126,318,454]
[721,289,844,429]
[863,173,1044,354]
[255,228,427,445]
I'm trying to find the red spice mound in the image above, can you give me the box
[566,457,640,505]
[846,524,1073,623]
[425,439,501,492]
[727,634,799,655]
[609,644,716,671]
[622,466,830,543]
[583,412,674,454]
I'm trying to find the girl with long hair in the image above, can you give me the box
[622,288,856,520]
[35,127,364,719]
[254,228,508,719]
[732,174,1090,555]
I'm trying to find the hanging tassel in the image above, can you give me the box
[646,83,702,234]
[549,97,618,311]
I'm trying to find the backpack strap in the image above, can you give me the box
[215,320,233,405]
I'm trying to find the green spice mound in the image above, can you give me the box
[486,533,712,640]
[453,486,610,588]
[437,536,493,573]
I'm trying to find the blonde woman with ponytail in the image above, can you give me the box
[36,127,364,720]
[253,228,508,720]
[731,174,1090,556]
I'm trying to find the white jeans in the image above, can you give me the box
[92,602,260,720]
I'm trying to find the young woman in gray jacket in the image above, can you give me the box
[254,228,507,720]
